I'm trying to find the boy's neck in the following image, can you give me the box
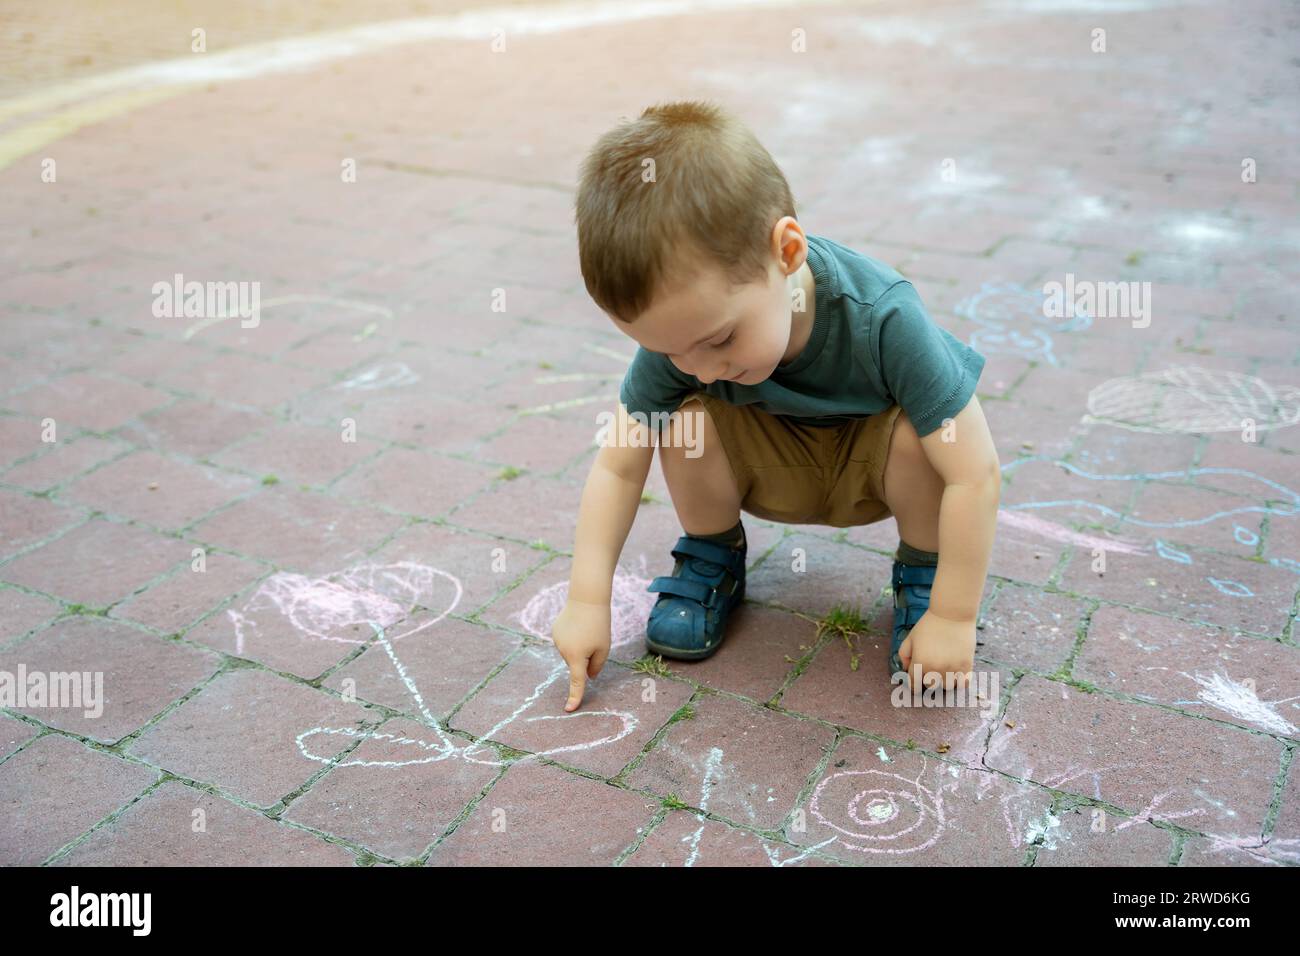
[779,261,816,366]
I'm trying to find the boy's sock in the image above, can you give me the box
[895,538,939,566]
[685,519,745,550]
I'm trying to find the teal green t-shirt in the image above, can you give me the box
[617,233,986,437]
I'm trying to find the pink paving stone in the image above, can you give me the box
[1123,482,1265,554]
[324,615,516,718]
[0,415,46,467]
[0,712,38,759]
[330,445,497,518]
[0,435,130,492]
[782,627,1008,760]
[95,336,212,382]
[623,691,835,831]
[189,486,406,574]
[451,643,693,778]
[280,330,388,373]
[64,449,258,530]
[745,532,895,620]
[185,312,317,355]
[663,604,822,704]
[0,518,191,607]
[364,520,551,618]
[986,673,1282,837]
[1,371,172,432]
[282,715,501,861]
[1195,438,1300,498]
[109,550,267,633]
[1028,803,1176,866]
[0,732,157,866]
[1056,542,1297,636]
[1071,428,1202,477]
[976,584,1088,673]
[1076,605,1300,739]
[0,615,220,744]
[128,667,377,809]
[114,398,270,458]
[999,456,1139,531]
[156,351,331,409]
[424,759,660,866]
[787,736,1053,866]
[288,383,500,454]
[212,421,386,488]
[624,810,840,866]
[986,515,1066,586]
[51,778,357,866]
[0,487,85,559]
[0,587,61,646]
[445,472,584,549]
[982,401,1084,462]
[472,411,600,476]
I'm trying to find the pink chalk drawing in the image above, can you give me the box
[228,561,460,653]
[1194,833,1300,867]
[223,559,645,769]
[515,553,657,651]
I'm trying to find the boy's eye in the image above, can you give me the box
[713,331,735,348]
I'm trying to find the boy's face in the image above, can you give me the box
[612,231,810,387]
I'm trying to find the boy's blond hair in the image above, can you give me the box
[574,99,797,324]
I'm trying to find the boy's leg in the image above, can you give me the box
[657,396,743,536]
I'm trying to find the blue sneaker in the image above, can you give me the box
[645,527,747,661]
[889,558,937,676]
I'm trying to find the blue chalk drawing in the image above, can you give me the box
[1233,524,1259,547]
[955,281,1093,367]
[1000,457,1300,529]
[1207,578,1254,597]
[1155,539,1193,563]
[1269,557,1300,576]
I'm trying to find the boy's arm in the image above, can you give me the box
[568,403,656,605]
[555,403,656,711]
[905,395,1000,681]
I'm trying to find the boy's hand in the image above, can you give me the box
[898,610,976,692]
[551,598,612,712]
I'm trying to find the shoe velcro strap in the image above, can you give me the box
[669,535,740,567]
[647,575,716,607]
[895,563,937,586]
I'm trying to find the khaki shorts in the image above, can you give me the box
[675,391,904,528]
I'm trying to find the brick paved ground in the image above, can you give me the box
[1,0,1298,866]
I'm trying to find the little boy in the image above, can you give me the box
[552,100,1000,712]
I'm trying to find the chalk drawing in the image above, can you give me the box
[1174,670,1299,736]
[1001,457,1300,530]
[183,293,392,341]
[997,509,1146,554]
[955,281,1092,367]
[808,765,947,855]
[1083,366,1300,434]
[515,553,656,651]
[224,559,647,770]
[335,362,420,391]
[1194,833,1300,866]
[1155,539,1192,563]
